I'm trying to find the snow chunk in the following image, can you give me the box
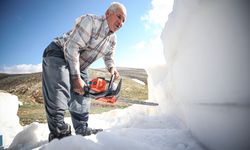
[0,92,23,148]
[132,78,146,85]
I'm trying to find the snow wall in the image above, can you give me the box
[148,0,250,150]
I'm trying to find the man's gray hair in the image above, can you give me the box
[106,2,127,16]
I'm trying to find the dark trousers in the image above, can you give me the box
[42,42,91,133]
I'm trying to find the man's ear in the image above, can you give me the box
[105,11,110,18]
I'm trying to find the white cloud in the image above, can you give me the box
[0,64,42,74]
[119,35,165,68]
[133,41,146,50]
[141,0,174,29]
[124,0,173,68]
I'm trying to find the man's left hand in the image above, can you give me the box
[109,67,120,80]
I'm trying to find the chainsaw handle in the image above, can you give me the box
[108,75,115,90]
[83,86,90,94]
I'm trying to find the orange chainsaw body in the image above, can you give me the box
[90,78,107,92]
[89,77,118,104]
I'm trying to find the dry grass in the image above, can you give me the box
[0,68,148,125]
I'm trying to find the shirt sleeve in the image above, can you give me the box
[64,15,93,79]
[104,36,117,70]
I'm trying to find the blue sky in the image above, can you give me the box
[0,0,173,73]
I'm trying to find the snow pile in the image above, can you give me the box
[0,92,203,150]
[8,122,48,149]
[42,106,201,150]
[132,78,146,85]
[0,92,22,148]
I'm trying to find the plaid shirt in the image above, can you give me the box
[54,14,116,79]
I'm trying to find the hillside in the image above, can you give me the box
[0,67,148,125]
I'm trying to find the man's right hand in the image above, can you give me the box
[72,77,86,95]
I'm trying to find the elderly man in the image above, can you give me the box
[42,2,126,141]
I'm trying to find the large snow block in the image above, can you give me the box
[161,0,250,150]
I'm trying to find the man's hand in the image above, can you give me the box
[109,67,120,80]
[72,77,86,95]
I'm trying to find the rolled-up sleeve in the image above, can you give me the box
[64,15,93,79]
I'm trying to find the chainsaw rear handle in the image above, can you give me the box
[108,74,115,91]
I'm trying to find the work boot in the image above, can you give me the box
[48,123,72,142]
[75,124,103,136]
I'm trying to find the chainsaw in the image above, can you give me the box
[83,75,159,106]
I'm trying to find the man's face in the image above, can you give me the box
[106,7,126,33]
